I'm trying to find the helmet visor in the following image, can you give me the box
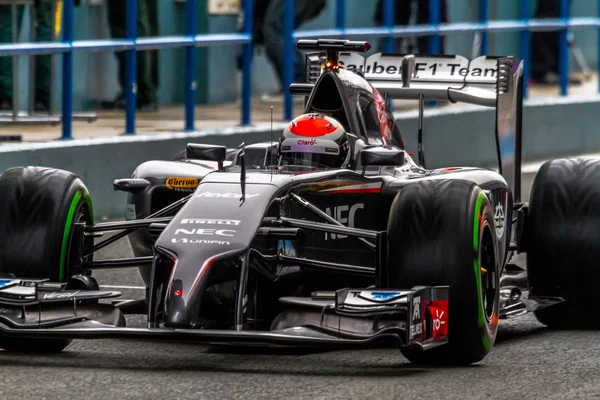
[279,152,341,171]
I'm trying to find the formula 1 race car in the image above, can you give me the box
[0,39,598,365]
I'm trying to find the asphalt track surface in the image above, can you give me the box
[1,173,599,399]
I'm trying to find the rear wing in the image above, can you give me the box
[291,39,524,201]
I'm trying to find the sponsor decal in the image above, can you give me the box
[494,203,505,237]
[343,60,497,79]
[196,192,260,199]
[429,303,448,338]
[181,218,241,226]
[340,290,408,307]
[338,53,499,84]
[368,291,403,301]
[0,279,13,288]
[171,238,230,245]
[325,203,364,240]
[43,291,80,300]
[410,295,423,338]
[174,228,235,237]
[165,177,199,192]
[297,139,317,146]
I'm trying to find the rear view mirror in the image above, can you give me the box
[360,147,404,174]
[186,143,227,170]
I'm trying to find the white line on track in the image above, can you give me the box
[100,285,146,290]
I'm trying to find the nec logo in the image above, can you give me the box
[174,228,235,237]
[325,203,364,240]
[297,139,316,146]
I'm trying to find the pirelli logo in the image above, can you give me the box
[181,218,240,226]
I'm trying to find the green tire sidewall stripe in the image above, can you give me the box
[59,185,94,283]
[473,190,493,351]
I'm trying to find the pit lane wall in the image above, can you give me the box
[1,95,599,218]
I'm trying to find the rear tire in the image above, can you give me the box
[0,166,95,353]
[387,179,500,365]
[527,158,600,329]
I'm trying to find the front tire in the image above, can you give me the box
[0,166,95,353]
[387,179,500,365]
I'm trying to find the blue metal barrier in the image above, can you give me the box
[0,0,254,139]
[283,0,600,121]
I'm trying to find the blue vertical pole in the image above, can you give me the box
[283,0,294,121]
[429,0,440,107]
[61,0,73,140]
[598,0,600,93]
[519,0,531,98]
[336,0,346,34]
[558,0,569,96]
[478,0,488,55]
[124,0,138,135]
[382,0,395,54]
[429,0,441,54]
[241,0,254,125]
[185,0,198,131]
[382,0,394,109]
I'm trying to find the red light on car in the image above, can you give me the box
[174,289,183,297]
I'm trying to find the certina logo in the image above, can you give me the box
[171,238,230,245]
[165,177,199,192]
[298,139,316,146]
[174,228,235,237]
[342,61,497,78]
[181,218,241,226]
[410,295,422,337]
[196,192,260,199]
[325,203,364,240]
[43,291,80,300]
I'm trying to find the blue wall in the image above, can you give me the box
[11,0,600,111]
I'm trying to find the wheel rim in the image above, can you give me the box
[479,222,497,323]
[67,206,94,279]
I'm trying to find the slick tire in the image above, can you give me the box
[387,179,500,365]
[527,158,600,329]
[0,166,95,353]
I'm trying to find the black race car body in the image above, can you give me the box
[0,39,560,362]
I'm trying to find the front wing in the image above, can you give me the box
[0,279,449,351]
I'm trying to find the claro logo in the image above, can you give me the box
[298,139,317,146]
[165,177,199,192]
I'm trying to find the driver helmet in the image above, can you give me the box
[279,113,349,170]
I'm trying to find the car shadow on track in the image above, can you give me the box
[0,348,429,378]
[0,318,561,376]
